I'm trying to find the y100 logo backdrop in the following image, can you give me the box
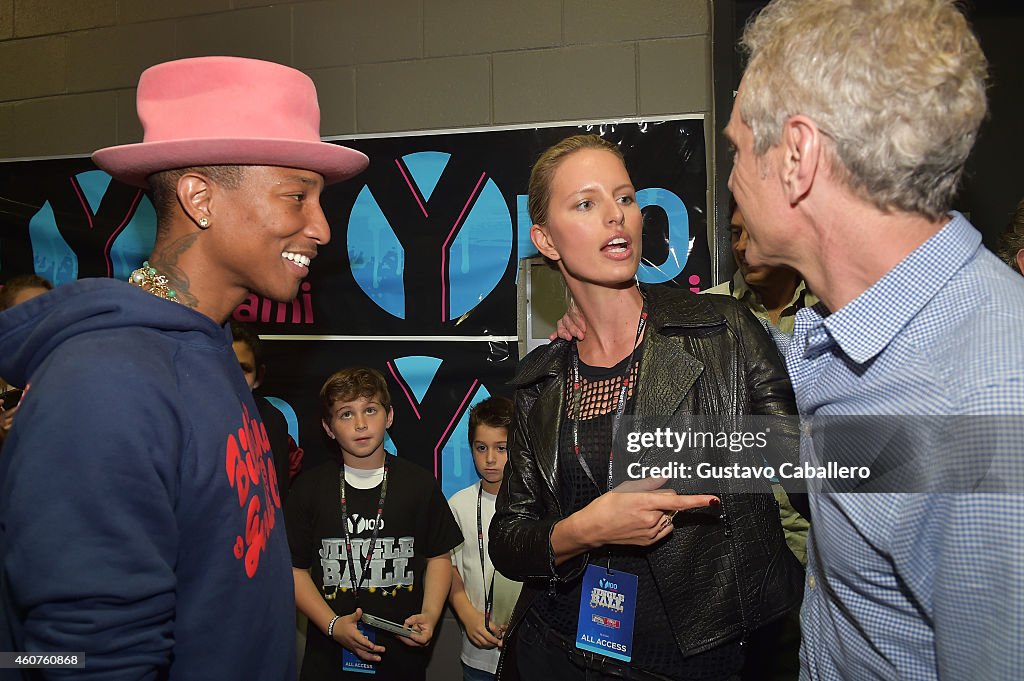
[349,151,513,324]
[297,118,710,337]
[0,159,156,285]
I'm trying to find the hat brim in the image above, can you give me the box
[92,138,369,188]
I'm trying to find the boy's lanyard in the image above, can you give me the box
[569,303,648,495]
[476,483,496,630]
[339,462,389,608]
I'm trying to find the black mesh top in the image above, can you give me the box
[530,346,744,680]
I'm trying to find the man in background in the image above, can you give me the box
[704,199,817,340]
[995,196,1024,275]
[704,202,813,681]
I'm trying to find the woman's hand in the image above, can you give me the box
[333,608,386,662]
[552,477,718,561]
[585,488,717,546]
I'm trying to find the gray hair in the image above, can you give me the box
[740,0,988,221]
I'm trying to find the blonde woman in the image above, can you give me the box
[490,135,803,681]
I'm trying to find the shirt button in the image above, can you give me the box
[808,574,817,589]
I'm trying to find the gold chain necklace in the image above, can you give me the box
[128,261,184,305]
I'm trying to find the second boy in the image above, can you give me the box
[448,397,524,681]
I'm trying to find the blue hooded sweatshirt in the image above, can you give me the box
[0,279,295,680]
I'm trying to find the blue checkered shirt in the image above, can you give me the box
[786,213,1024,680]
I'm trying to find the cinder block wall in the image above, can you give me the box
[0,1,715,677]
[0,0,712,156]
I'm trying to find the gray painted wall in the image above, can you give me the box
[0,0,713,158]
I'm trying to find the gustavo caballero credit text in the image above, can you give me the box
[616,414,1024,494]
[625,459,871,482]
[612,415,872,492]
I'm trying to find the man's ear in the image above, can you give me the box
[253,365,266,391]
[531,224,561,262]
[385,406,394,430]
[780,115,822,205]
[321,419,335,440]
[176,172,214,230]
[1015,248,1024,276]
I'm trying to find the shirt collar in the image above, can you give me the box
[730,269,752,300]
[823,212,981,364]
[731,269,811,316]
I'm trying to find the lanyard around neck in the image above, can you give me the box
[476,483,496,630]
[339,461,389,606]
[570,301,648,495]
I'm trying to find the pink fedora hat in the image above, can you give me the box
[92,56,368,188]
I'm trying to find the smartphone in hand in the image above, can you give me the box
[360,613,417,638]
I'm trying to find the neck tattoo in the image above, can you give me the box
[129,261,184,305]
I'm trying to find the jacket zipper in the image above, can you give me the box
[720,502,750,644]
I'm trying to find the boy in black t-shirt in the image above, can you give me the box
[286,367,462,680]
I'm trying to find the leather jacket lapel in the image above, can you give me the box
[525,352,566,509]
[632,333,703,463]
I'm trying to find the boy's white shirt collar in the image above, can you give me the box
[479,481,497,500]
[344,463,384,489]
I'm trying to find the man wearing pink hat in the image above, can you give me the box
[0,57,367,680]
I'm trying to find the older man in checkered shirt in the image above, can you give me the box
[726,1,1024,679]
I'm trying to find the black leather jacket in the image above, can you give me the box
[490,286,804,679]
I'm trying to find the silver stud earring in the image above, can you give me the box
[198,217,210,228]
